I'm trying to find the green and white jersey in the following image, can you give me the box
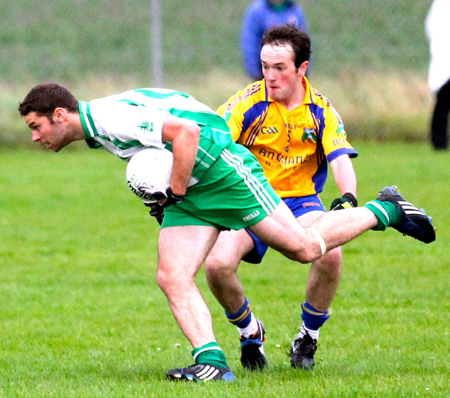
[79,88,232,183]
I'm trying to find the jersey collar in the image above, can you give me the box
[78,101,98,138]
[302,76,315,105]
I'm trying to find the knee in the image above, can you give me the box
[156,266,172,294]
[313,247,342,277]
[290,243,342,268]
[204,253,236,280]
[156,264,189,295]
[301,253,320,265]
[295,230,342,265]
[286,243,321,264]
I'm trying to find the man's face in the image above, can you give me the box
[25,111,70,152]
[261,43,307,104]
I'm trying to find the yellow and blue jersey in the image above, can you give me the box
[217,77,357,198]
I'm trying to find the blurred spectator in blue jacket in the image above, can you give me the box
[426,0,450,150]
[241,0,309,80]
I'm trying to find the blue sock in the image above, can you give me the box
[226,298,252,328]
[301,302,331,330]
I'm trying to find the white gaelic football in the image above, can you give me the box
[126,147,196,202]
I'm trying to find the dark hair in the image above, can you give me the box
[18,83,78,120]
[262,23,311,68]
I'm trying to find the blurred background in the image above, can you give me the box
[1,0,434,145]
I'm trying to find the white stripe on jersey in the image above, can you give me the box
[80,102,96,138]
[220,149,278,215]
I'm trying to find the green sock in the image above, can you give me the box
[192,342,228,368]
[365,200,401,230]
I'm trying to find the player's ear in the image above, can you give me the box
[53,107,66,123]
[298,61,309,76]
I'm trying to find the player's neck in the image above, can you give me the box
[67,113,86,141]
[278,83,306,111]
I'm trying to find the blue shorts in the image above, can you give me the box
[243,195,326,264]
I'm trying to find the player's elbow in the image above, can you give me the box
[182,121,200,146]
[162,115,200,144]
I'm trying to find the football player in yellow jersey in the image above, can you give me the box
[20,61,435,383]
[205,24,358,371]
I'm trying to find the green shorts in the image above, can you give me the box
[162,142,281,230]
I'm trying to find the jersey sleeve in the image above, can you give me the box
[216,99,245,142]
[320,104,357,162]
[86,100,169,148]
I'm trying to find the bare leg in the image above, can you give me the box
[206,209,343,313]
[205,228,267,371]
[305,247,341,311]
[249,202,378,264]
[205,229,255,314]
[157,225,220,348]
[297,211,342,312]
[311,207,378,252]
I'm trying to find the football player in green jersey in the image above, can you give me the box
[19,83,435,382]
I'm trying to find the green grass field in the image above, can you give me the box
[1,142,449,397]
[1,0,447,396]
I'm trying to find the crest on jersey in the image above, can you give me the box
[336,122,346,137]
[137,120,154,133]
[302,128,317,143]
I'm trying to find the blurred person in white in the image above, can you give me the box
[426,0,450,150]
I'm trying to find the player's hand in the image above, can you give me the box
[330,192,357,211]
[160,187,185,208]
[138,187,185,208]
[143,201,165,225]
[139,187,184,225]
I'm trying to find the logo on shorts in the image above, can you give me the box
[302,201,322,208]
[243,210,260,222]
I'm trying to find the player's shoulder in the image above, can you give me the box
[308,83,332,108]
[221,81,265,112]
[247,0,266,13]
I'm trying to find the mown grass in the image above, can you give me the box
[4,67,435,148]
[1,142,449,397]
[1,1,446,395]
[1,0,435,144]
